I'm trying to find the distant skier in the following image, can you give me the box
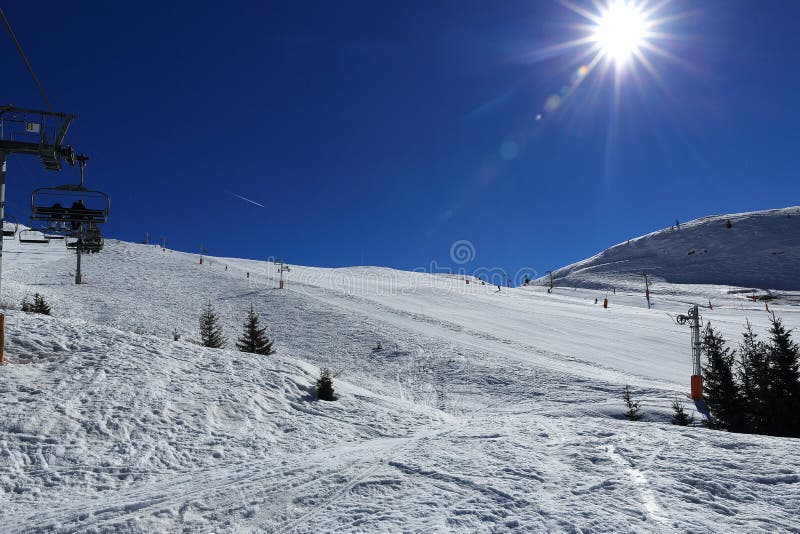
[725,219,732,229]
[675,219,681,230]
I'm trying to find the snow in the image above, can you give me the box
[1,208,799,531]
[540,206,800,291]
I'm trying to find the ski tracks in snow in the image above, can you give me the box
[604,443,669,526]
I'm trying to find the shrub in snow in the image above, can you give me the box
[622,385,641,421]
[25,293,51,315]
[702,323,744,432]
[670,398,694,426]
[236,304,275,355]
[199,301,227,348]
[316,368,336,401]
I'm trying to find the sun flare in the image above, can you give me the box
[593,1,648,65]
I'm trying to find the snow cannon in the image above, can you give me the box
[675,305,704,402]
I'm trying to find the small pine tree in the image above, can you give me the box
[702,323,744,432]
[236,305,275,355]
[316,368,336,401]
[736,320,771,434]
[199,301,226,348]
[671,397,695,426]
[21,296,33,312]
[32,293,51,315]
[765,315,800,437]
[623,385,641,421]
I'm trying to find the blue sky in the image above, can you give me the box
[1,1,798,281]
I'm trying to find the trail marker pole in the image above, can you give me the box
[0,151,6,305]
[75,238,82,284]
[642,272,651,309]
[0,313,4,365]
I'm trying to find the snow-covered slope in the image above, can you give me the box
[1,234,799,532]
[541,206,800,291]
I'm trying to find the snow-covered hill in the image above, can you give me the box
[1,231,799,531]
[541,206,800,291]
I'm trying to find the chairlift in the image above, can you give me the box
[65,224,103,253]
[66,238,103,253]
[2,215,19,238]
[30,155,110,225]
[83,224,103,253]
[83,237,104,253]
[18,229,50,244]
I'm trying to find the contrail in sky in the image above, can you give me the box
[228,191,265,208]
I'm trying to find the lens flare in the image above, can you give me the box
[593,1,648,65]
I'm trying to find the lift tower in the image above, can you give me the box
[0,106,77,292]
[0,106,77,362]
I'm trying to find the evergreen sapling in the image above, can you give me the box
[623,385,641,421]
[765,315,800,437]
[33,293,51,315]
[671,397,695,426]
[199,302,226,348]
[236,305,275,355]
[316,368,336,401]
[702,323,744,432]
[736,320,770,434]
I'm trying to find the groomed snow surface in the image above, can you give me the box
[1,214,799,532]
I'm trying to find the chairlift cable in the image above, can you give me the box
[0,7,54,113]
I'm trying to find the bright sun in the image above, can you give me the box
[592,1,648,65]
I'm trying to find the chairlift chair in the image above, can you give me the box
[18,229,50,244]
[30,187,110,225]
[82,224,103,253]
[29,155,110,226]
[66,237,103,253]
[2,215,19,238]
[83,237,104,253]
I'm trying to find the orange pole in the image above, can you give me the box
[690,375,703,400]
